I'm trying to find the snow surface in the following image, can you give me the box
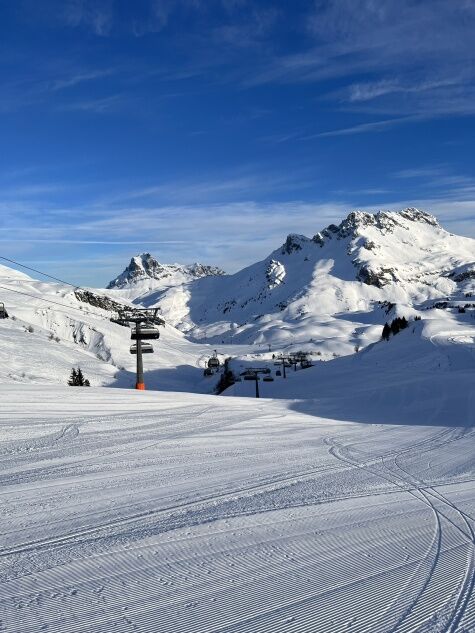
[225,313,475,424]
[1,383,474,632]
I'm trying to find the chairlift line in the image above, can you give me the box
[0,254,135,322]
[0,254,90,292]
[0,285,110,321]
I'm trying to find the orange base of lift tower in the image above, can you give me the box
[136,383,146,390]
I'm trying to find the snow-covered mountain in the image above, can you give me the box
[111,209,473,356]
[107,253,224,300]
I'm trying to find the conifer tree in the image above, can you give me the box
[76,368,85,386]
[68,368,78,386]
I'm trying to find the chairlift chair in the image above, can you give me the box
[131,325,160,340]
[0,302,8,319]
[208,357,220,369]
[130,343,154,355]
[276,370,282,376]
[243,374,257,381]
[263,376,274,382]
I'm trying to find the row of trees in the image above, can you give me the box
[382,316,409,340]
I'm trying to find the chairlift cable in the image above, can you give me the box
[0,285,111,321]
[0,254,133,322]
[0,255,87,291]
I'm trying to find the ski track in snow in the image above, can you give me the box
[0,386,474,632]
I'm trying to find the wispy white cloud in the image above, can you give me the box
[95,169,318,207]
[393,167,447,180]
[0,239,190,244]
[50,68,118,91]
[304,115,423,139]
[1,183,474,284]
[343,76,466,104]
[243,0,475,131]
[390,166,475,199]
[56,94,124,113]
[0,200,346,273]
[61,0,114,36]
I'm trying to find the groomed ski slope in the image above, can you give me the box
[1,383,474,632]
[226,314,475,425]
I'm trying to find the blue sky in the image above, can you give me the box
[1,0,475,286]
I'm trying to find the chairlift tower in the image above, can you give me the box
[274,355,292,378]
[241,367,274,398]
[111,308,164,390]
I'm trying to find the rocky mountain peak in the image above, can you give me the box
[107,253,225,289]
[313,208,440,247]
[281,234,311,255]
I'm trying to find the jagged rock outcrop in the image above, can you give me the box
[449,264,475,283]
[281,235,308,254]
[312,209,439,246]
[107,253,225,289]
[74,289,126,313]
[355,265,398,288]
[266,260,286,289]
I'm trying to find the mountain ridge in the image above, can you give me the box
[107,252,225,290]
[105,208,474,352]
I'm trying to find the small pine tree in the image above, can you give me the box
[76,368,85,386]
[382,323,391,341]
[68,368,78,386]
